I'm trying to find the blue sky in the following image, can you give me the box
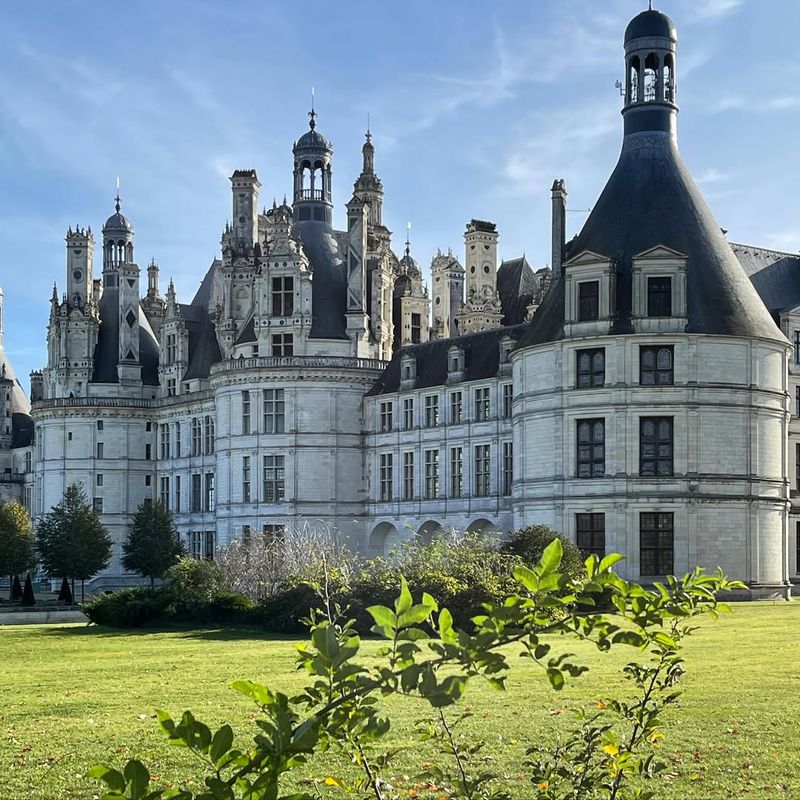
[1,0,799,390]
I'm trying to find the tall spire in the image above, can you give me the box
[308,86,316,130]
[115,176,121,213]
[405,221,411,259]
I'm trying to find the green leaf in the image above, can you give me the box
[539,538,563,576]
[209,724,234,765]
[398,602,435,627]
[367,605,396,630]
[394,576,413,615]
[123,760,150,799]
[230,679,274,707]
[546,668,565,690]
[512,564,538,593]
[86,765,126,791]
[599,553,625,572]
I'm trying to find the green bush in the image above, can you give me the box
[166,558,220,608]
[501,524,586,579]
[82,588,172,628]
[256,583,328,634]
[181,591,256,624]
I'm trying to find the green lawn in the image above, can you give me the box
[1,603,799,800]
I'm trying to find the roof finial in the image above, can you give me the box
[366,112,371,143]
[649,0,653,9]
[405,221,411,258]
[309,86,316,130]
[114,176,121,213]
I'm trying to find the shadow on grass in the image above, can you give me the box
[39,624,305,642]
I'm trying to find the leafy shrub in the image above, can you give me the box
[166,558,220,608]
[180,591,256,624]
[82,588,172,628]
[501,524,586,579]
[256,582,328,634]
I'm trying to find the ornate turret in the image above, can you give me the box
[353,129,384,226]
[292,103,333,226]
[102,189,134,280]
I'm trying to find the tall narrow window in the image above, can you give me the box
[167,378,177,397]
[145,443,152,461]
[578,281,600,322]
[640,346,674,385]
[644,52,658,102]
[272,276,294,317]
[424,449,440,500]
[263,455,285,503]
[796,386,800,418]
[577,348,605,388]
[403,452,414,501]
[379,453,393,501]
[166,334,177,364]
[411,313,422,344]
[640,417,674,477]
[424,395,440,428]
[205,531,215,560]
[502,384,513,419]
[795,331,800,365]
[272,333,294,357]
[474,444,491,497]
[450,447,463,498]
[450,391,462,424]
[502,441,513,496]
[175,475,181,513]
[796,443,800,492]
[241,391,251,434]
[160,424,171,459]
[93,497,103,513]
[96,442,104,459]
[192,417,201,455]
[263,389,285,433]
[160,476,170,507]
[174,422,182,457]
[474,387,490,422]
[577,419,605,478]
[191,473,201,513]
[242,456,251,503]
[191,531,202,560]
[205,472,216,511]
[379,401,393,433]
[796,521,800,574]
[576,513,605,559]
[403,398,414,430]
[647,276,672,317]
[204,416,215,454]
[640,512,674,575]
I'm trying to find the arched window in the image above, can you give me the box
[656,347,672,372]
[628,56,640,103]
[644,53,659,102]
[663,54,674,102]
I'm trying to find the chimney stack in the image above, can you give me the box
[551,179,567,283]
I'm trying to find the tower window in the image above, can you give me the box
[640,512,674,576]
[628,56,640,103]
[424,449,440,500]
[379,401,393,432]
[474,444,491,497]
[647,276,672,317]
[272,276,294,317]
[272,334,293,357]
[379,453,393,502]
[577,348,605,388]
[577,419,605,478]
[644,52,659,102]
[663,54,675,102]
[640,417,674,477]
[403,451,414,501]
[640,346,674,385]
[576,513,605,559]
[411,313,422,344]
[578,281,600,321]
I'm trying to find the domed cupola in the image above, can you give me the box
[517,4,784,350]
[101,188,135,275]
[292,101,333,226]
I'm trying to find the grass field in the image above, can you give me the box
[1,603,800,800]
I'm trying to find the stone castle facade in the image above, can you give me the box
[2,8,799,597]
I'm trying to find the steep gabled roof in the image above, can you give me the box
[497,257,537,326]
[732,243,800,316]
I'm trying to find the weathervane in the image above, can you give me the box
[115,176,121,213]
[309,86,317,129]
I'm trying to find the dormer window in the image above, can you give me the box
[447,345,464,383]
[578,281,600,321]
[647,276,672,317]
[400,354,417,390]
[631,247,687,333]
[499,336,514,375]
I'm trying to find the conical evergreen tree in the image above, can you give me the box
[11,574,22,601]
[21,573,35,606]
[58,576,73,605]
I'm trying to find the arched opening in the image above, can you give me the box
[313,160,325,200]
[644,53,659,102]
[368,522,402,559]
[663,54,674,102]
[466,518,497,537]
[628,56,640,103]
[417,520,443,547]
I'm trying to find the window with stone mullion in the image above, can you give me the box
[577,419,605,478]
[576,348,605,389]
[640,346,673,385]
[639,417,673,477]
[639,512,674,575]
[576,513,605,558]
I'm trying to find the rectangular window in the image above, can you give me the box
[262,524,285,540]
[424,449,440,500]
[93,497,103,513]
[640,417,674,477]
[640,345,674,385]
[204,416,215,454]
[411,313,422,344]
[647,276,672,317]
[242,456,251,503]
[167,334,177,364]
[272,276,294,317]
[795,331,800,365]
[474,387,490,422]
[160,424,171,460]
[160,476,170,507]
[25,451,31,473]
[796,386,800,418]
[205,531,215,560]
[403,451,414,500]
[191,531,202,560]
[263,389,285,433]
[577,418,605,478]
[263,455,286,503]
[576,513,605,559]
[96,474,104,487]
[424,394,440,428]
[640,512,674,575]
[450,391,462,425]
[379,453,393,501]
[502,384,513,419]
[502,441,513,496]
[272,333,294,357]
[97,420,104,431]
[796,521,800,574]
[174,422,181,457]
[796,443,800,492]
[145,443,152,461]
[450,447,463,498]
[205,473,215,512]
[96,442,104,459]
[191,473,202,513]
[578,280,600,322]
[175,475,181,513]
[167,378,177,397]
[241,392,251,435]
[379,401,393,433]
[146,422,153,432]
[403,397,414,430]
[576,348,605,389]
[145,475,152,487]
[192,418,201,455]
[474,444,491,497]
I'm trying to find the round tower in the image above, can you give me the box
[292,106,333,226]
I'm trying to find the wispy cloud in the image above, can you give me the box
[687,0,744,21]
[707,93,800,113]
[695,167,735,185]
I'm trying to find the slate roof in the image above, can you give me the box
[0,334,33,447]
[731,243,800,316]
[12,412,33,448]
[497,257,537,326]
[367,324,526,396]
[517,130,785,350]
